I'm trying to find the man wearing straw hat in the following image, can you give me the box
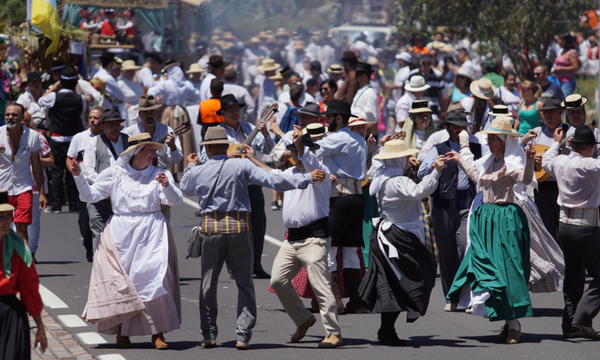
[406,54,445,120]
[256,59,281,117]
[222,64,256,123]
[186,63,206,93]
[418,110,482,311]
[395,75,430,130]
[180,126,325,350]
[82,108,128,253]
[543,125,600,339]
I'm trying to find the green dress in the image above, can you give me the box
[447,203,533,321]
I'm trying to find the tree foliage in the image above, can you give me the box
[399,0,596,76]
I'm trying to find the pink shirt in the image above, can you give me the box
[554,49,577,82]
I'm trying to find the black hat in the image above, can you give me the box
[26,72,41,83]
[163,58,181,70]
[356,62,373,74]
[280,65,293,78]
[217,94,245,115]
[51,59,66,72]
[297,102,321,117]
[571,126,599,145]
[60,69,78,89]
[208,55,225,70]
[540,96,565,111]
[340,51,358,62]
[99,108,125,124]
[445,110,471,126]
[320,99,356,117]
[310,60,322,72]
[286,133,320,152]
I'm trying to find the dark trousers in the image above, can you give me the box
[534,187,560,245]
[48,140,78,211]
[87,199,113,253]
[248,185,266,273]
[432,208,469,297]
[77,198,93,254]
[559,223,600,333]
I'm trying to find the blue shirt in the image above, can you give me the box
[180,155,313,213]
[198,121,275,164]
[314,127,367,180]
[418,139,471,191]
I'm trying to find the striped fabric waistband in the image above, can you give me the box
[559,207,599,227]
[201,211,252,235]
[331,178,362,197]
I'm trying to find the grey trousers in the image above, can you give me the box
[200,233,256,343]
[559,223,600,333]
[432,208,469,297]
[271,237,341,337]
[87,199,113,253]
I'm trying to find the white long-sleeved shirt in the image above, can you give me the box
[542,141,600,209]
[93,67,125,102]
[351,84,379,124]
[138,66,156,90]
[394,91,421,129]
[122,122,183,169]
[147,79,200,107]
[315,127,367,181]
[279,147,331,229]
[199,73,216,102]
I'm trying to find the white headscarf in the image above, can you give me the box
[114,145,144,169]
[166,65,186,87]
[368,157,408,196]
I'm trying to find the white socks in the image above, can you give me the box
[505,319,520,331]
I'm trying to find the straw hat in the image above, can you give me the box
[163,58,181,70]
[302,123,328,138]
[348,115,373,127]
[268,70,283,81]
[121,60,142,71]
[222,32,236,41]
[373,139,419,160]
[431,40,445,50]
[224,64,239,78]
[405,75,431,92]
[327,64,342,74]
[257,59,281,72]
[470,78,497,100]
[135,95,162,111]
[120,133,163,157]
[442,101,471,116]
[440,44,455,53]
[248,37,261,45]
[89,78,106,94]
[198,127,232,146]
[0,191,15,212]
[562,94,588,109]
[294,41,306,50]
[185,63,206,74]
[488,104,513,117]
[477,117,521,138]
[408,100,432,114]
[456,66,473,80]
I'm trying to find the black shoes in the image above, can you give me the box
[253,269,271,279]
[377,330,407,346]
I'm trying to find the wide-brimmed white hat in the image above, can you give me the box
[373,139,419,160]
[120,133,163,157]
[121,60,142,71]
[408,100,432,114]
[470,78,497,100]
[405,75,431,92]
[562,94,588,109]
[348,115,374,127]
[488,104,513,117]
[477,117,521,138]
[257,59,281,72]
[198,127,233,146]
[302,123,328,138]
[456,66,473,80]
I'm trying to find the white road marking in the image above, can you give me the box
[56,314,88,328]
[97,354,127,360]
[39,284,68,309]
[182,197,284,248]
[76,332,107,345]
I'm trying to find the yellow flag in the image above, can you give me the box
[31,0,61,57]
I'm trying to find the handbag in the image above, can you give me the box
[186,158,228,259]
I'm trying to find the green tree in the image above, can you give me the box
[0,0,28,26]
[398,0,595,76]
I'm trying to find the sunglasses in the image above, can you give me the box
[533,72,545,77]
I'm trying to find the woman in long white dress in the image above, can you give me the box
[69,133,183,350]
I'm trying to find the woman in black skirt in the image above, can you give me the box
[354,138,445,345]
[0,192,47,359]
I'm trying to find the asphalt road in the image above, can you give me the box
[34,187,599,360]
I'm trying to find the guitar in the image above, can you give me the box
[227,104,279,156]
[156,121,192,144]
[532,145,551,182]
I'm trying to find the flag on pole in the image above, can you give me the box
[29,0,61,57]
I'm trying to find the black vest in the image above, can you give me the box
[431,140,482,201]
[48,92,84,136]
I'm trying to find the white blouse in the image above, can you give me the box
[74,163,183,302]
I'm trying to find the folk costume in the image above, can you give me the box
[75,134,183,347]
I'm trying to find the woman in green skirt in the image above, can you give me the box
[443,116,537,344]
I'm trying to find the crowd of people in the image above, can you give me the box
[1,19,600,358]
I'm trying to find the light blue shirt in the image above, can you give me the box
[314,127,367,181]
[418,139,471,191]
[198,121,275,164]
[180,155,313,213]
